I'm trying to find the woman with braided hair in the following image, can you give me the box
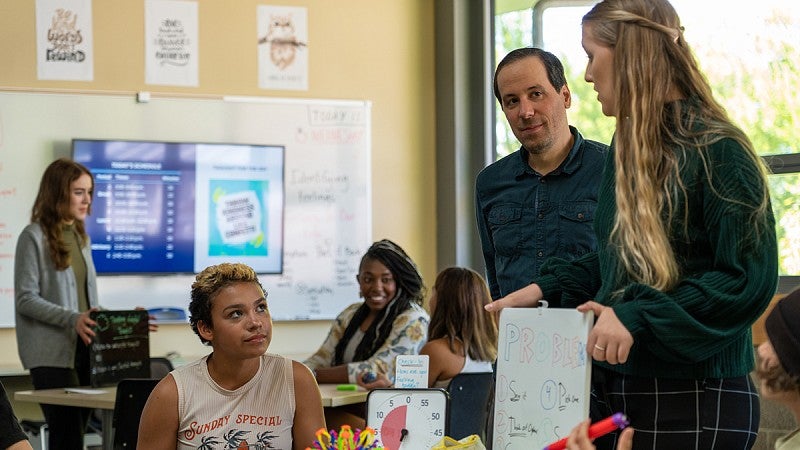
[486,0,777,448]
[304,239,429,385]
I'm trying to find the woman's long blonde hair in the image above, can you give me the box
[583,0,771,292]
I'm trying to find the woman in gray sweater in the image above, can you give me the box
[14,158,99,450]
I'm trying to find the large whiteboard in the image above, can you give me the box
[492,307,593,449]
[0,91,371,327]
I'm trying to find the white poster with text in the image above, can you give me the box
[36,0,94,81]
[145,0,198,87]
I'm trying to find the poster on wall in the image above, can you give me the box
[145,0,199,87]
[257,5,308,91]
[35,0,94,81]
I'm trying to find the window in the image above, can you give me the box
[493,0,800,288]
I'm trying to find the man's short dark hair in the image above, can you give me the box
[493,47,567,103]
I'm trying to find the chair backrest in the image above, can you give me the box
[112,378,160,450]
[446,372,495,441]
[150,357,174,379]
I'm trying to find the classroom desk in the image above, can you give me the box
[14,383,367,449]
[318,383,368,407]
[14,387,116,450]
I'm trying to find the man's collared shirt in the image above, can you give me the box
[475,126,608,299]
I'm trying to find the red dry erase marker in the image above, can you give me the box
[543,413,629,450]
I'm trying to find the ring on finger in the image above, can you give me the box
[594,344,606,351]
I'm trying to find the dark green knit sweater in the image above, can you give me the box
[536,132,778,379]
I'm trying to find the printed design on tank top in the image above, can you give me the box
[185,413,284,449]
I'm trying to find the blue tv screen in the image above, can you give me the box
[72,139,285,275]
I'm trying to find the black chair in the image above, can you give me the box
[112,378,160,450]
[20,419,47,450]
[149,357,174,379]
[446,372,495,441]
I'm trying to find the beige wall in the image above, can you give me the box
[0,0,437,370]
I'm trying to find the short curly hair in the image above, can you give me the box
[189,263,266,345]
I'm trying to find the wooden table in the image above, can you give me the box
[14,383,367,449]
[15,387,116,450]
[318,383,368,407]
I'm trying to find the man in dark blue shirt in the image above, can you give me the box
[476,48,608,300]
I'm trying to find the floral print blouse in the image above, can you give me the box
[303,302,429,383]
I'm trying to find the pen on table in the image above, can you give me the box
[336,384,358,391]
[543,413,629,450]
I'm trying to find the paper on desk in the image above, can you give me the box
[64,388,107,395]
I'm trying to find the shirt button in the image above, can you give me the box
[537,213,544,219]
[577,213,585,220]
[537,251,544,257]
[540,178,546,184]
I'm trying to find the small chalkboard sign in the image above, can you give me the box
[89,310,150,387]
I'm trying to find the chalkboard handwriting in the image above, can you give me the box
[94,311,145,335]
[92,359,146,374]
[93,340,145,351]
[89,310,149,386]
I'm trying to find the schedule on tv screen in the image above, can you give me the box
[73,139,285,274]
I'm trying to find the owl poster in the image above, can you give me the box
[257,5,308,91]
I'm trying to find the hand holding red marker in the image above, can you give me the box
[543,413,630,450]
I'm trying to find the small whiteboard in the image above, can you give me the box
[492,307,593,449]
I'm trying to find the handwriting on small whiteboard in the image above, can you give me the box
[394,354,429,388]
[493,308,593,449]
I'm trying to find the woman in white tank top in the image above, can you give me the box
[138,263,325,450]
[421,267,498,388]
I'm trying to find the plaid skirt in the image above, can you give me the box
[589,366,759,450]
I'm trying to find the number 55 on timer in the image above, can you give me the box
[366,388,449,449]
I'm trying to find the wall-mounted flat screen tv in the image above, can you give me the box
[72,139,285,274]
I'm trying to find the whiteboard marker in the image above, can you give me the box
[543,413,629,450]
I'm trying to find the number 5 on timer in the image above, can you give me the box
[366,388,449,449]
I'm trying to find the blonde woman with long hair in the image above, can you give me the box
[486,0,777,448]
